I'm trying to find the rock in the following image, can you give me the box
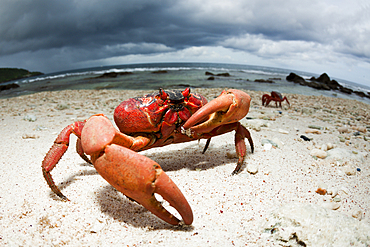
[308,125,322,130]
[216,72,230,77]
[262,203,370,246]
[207,76,215,80]
[342,165,357,176]
[35,125,48,131]
[301,107,315,115]
[263,143,272,151]
[151,70,167,74]
[90,218,107,233]
[321,143,334,151]
[322,202,341,210]
[310,149,327,159]
[352,209,363,220]
[286,72,305,84]
[353,131,361,136]
[96,72,133,78]
[22,134,39,139]
[0,83,20,91]
[254,79,274,83]
[56,104,70,110]
[261,139,279,148]
[300,135,311,141]
[339,87,353,94]
[244,119,269,131]
[306,80,331,90]
[315,73,331,84]
[333,196,341,202]
[338,136,346,142]
[326,143,334,150]
[338,126,350,133]
[354,91,368,97]
[205,71,230,77]
[287,72,361,96]
[327,188,338,198]
[352,126,367,133]
[326,148,364,163]
[272,138,283,148]
[23,114,37,122]
[278,129,289,134]
[305,128,321,134]
[315,188,327,195]
[247,163,258,174]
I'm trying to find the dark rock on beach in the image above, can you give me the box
[254,79,274,83]
[152,70,168,74]
[0,83,20,91]
[310,73,341,90]
[205,72,230,77]
[216,72,230,77]
[354,91,367,97]
[96,71,133,78]
[286,73,306,84]
[286,72,369,98]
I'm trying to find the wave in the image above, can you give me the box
[20,63,288,84]
[14,62,370,95]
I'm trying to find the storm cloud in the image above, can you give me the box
[1,0,369,85]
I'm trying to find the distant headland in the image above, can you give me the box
[0,68,44,91]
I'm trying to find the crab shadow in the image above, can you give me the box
[141,141,243,172]
[48,163,98,201]
[96,185,194,230]
[50,141,251,228]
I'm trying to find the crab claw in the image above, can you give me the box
[182,89,251,134]
[92,145,193,225]
[82,116,193,225]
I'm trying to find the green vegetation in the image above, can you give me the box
[0,68,44,84]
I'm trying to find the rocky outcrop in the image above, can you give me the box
[286,72,369,98]
[152,70,168,74]
[96,72,133,78]
[0,83,20,91]
[254,79,274,83]
[205,72,230,77]
[286,73,306,84]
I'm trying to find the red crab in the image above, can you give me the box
[42,88,254,226]
[262,91,290,108]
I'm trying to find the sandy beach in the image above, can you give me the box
[1,88,369,246]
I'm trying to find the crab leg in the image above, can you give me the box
[82,115,193,225]
[42,120,86,201]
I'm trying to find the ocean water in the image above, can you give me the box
[1,63,370,104]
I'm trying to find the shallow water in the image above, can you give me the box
[1,63,370,104]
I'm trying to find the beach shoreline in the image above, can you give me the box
[1,88,369,246]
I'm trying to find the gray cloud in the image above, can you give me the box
[0,0,369,85]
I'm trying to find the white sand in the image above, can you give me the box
[1,88,369,246]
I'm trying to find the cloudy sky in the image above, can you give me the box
[1,0,370,87]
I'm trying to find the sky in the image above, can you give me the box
[1,0,370,87]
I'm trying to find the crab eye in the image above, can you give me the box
[182,88,190,98]
[159,88,168,100]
